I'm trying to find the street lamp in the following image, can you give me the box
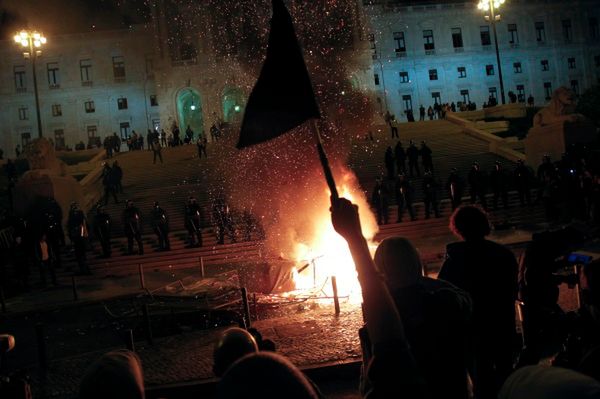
[14,30,47,138]
[478,0,506,105]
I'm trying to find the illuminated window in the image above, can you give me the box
[513,62,522,73]
[393,31,406,53]
[84,101,95,113]
[423,30,435,51]
[535,22,546,42]
[87,125,97,139]
[451,28,463,48]
[458,66,467,78]
[480,26,491,46]
[80,59,92,82]
[52,104,62,117]
[112,56,126,79]
[399,71,409,83]
[541,59,549,71]
[402,95,413,111]
[508,24,519,44]
[119,122,131,139]
[429,69,438,80]
[14,65,26,91]
[489,87,497,99]
[568,57,576,69]
[432,92,441,104]
[117,97,128,110]
[18,107,28,120]
[562,19,572,42]
[486,64,495,76]
[47,62,60,87]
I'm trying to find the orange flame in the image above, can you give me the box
[290,168,378,303]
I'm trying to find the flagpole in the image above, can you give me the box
[310,119,339,204]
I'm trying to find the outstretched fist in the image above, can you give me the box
[330,197,363,241]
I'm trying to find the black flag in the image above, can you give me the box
[237,0,321,149]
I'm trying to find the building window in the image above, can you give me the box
[431,92,441,104]
[571,80,579,95]
[112,56,126,79]
[47,62,59,87]
[423,30,435,51]
[52,104,62,117]
[591,18,599,40]
[117,97,128,110]
[399,72,409,83]
[18,107,28,121]
[54,129,65,150]
[480,26,491,45]
[451,28,463,48]
[541,59,550,71]
[84,101,95,113]
[21,132,31,147]
[460,89,470,103]
[393,31,406,54]
[516,85,525,102]
[508,24,519,44]
[429,69,438,80]
[489,87,498,99]
[544,82,553,100]
[87,125,97,139]
[562,19,572,42]
[79,59,92,83]
[513,62,522,73]
[486,64,495,76]
[119,122,131,139]
[150,95,158,106]
[458,66,467,78]
[374,73,380,86]
[402,95,413,112]
[568,57,576,69]
[14,65,26,91]
[535,21,546,42]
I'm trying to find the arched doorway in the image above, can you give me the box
[176,88,204,137]
[222,88,245,124]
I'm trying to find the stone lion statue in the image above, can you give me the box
[533,86,585,128]
[22,137,68,178]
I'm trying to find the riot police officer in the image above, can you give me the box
[93,204,112,258]
[67,202,91,275]
[468,162,488,210]
[422,170,440,219]
[151,202,170,251]
[212,194,236,244]
[490,161,509,210]
[446,168,464,210]
[43,211,65,269]
[514,159,533,206]
[122,200,144,255]
[394,173,416,222]
[185,197,203,247]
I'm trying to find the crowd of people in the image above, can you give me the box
[56,199,600,399]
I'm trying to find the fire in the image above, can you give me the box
[290,169,379,303]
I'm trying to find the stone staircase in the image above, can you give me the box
[55,119,544,281]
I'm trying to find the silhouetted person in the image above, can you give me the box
[372,178,389,225]
[394,141,406,174]
[79,350,145,399]
[93,205,112,258]
[122,200,143,255]
[395,174,416,222]
[196,136,208,158]
[490,161,509,210]
[439,206,518,399]
[113,160,123,194]
[419,105,425,121]
[422,171,440,219]
[407,141,420,177]
[185,197,203,247]
[468,162,487,210]
[68,202,91,275]
[514,160,532,206]
[212,195,236,245]
[35,233,57,287]
[390,117,399,138]
[151,202,170,251]
[43,211,65,269]
[384,146,395,180]
[151,135,163,164]
[213,327,259,377]
[101,163,119,205]
[420,141,433,172]
[446,168,464,210]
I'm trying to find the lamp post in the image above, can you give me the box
[14,30,47,138]
[478,0,506,105]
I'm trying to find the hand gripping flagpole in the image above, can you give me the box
[310,120,339,205]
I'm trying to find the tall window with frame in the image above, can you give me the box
[571,80,579,95]
[52,104,62,117]
[117,97,128,110]
[535,22,546,42]
[513,62,522,73]
[14,65,26,92]
[393,31,406,55]
[54,129,65,150]
[47,62,60,88]
[480,26,491,46]
[590,18,599,40]
[80,59,92,84]
[431,92,441,105]
[489,87,498,100]
[544,82,553,100]
[402,95,413,112]
[429,69,438,81]
[458,66,467,78]
[451,28,463,49]
[541,59,550,71]
[374,73,380,86]
[562,19,572,42]
[516,85,525,102]
[145,55,154,78]
[119,122,131,140]
[18,107,28,121]
[486,64,495,76]
[508,24,519,44]
[21,132,31,146]
[460,89,470,103]
[87,125,99,147]
[399,71,409,83]
[150,95,159,106]
[568,57,576,69]
[84,101,95,113]
[423,30,435,52]
[112,56,126,79]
